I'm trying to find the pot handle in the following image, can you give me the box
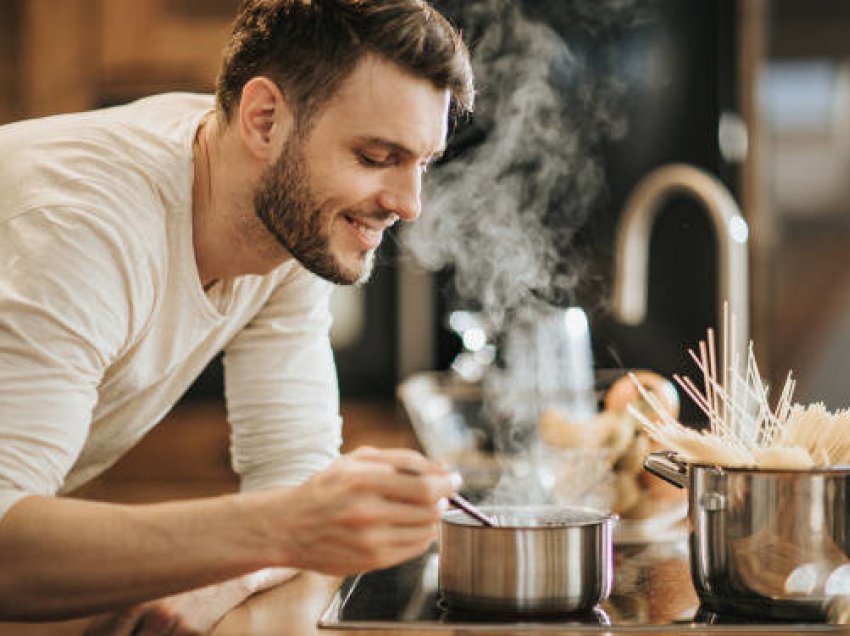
[643,451,688,489]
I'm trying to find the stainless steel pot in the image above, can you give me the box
[645,451,850,619]
[438,505,616,615]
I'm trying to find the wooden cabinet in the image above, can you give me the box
[0,0,239,123]
[0,1,23,123]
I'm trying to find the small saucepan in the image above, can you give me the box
[438,505,617,616]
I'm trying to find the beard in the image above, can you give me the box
[253,135,375,285]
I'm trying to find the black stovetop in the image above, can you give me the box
[319,541,843,632]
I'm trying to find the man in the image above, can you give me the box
[0,0,474,632]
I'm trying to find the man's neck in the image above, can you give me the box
[191,113,289,289]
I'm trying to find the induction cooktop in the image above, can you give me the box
[319,541,844,632]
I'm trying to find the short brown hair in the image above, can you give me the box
[216,0,474,129]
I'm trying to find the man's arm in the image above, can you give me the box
[224,266,342,492]
[0,493,268,619]
[0,447,453,620]
[82,268,349,633]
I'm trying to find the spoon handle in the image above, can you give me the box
[449,493,497,527]
[396,466,497,527]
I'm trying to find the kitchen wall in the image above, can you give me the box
[0,0,235,119]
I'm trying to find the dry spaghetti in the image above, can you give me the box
[628,307,850,469]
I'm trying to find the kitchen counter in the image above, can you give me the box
[0,553,812,636]
[170,553,850,634]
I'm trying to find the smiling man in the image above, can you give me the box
[0,0,473,633]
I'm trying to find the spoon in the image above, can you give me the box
[397,466,497,527]
[447,492,497,527]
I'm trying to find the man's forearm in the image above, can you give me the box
[0,492,282,620]
[0,449,456,622]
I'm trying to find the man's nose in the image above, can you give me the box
[378,168,422,222]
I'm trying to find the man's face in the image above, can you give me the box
[253,55,451,285]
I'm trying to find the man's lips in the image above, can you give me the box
[342,214,394,251]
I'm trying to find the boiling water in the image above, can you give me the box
[443,505,611,528]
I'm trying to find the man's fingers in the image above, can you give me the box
[350,446,448,476]
[84,601,181,636]
[353,469,456,506]
[382,524,439,548]
[134,608,179,636]
[371,533,438,569]
[348,525,437,569]
[83,607,143,636]
[282,449,463,576]
[339,494,444,527]
[344,448,461,505]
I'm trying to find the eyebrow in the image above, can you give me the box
[356,136,446,163]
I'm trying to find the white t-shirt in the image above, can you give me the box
[0,93,342,520]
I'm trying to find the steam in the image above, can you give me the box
[403,0,651,506]
[405,0,648,328]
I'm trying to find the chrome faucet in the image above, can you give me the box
[612,163,749,367]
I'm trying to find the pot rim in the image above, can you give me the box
[440,504,619,530]
[690,461,850,475]
[652,451,850,476]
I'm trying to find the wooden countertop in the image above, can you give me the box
[2,569,831,636]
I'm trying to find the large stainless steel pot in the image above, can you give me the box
[438,505,616,615]
[645,451,850,619]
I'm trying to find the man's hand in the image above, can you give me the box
[267,447,459,576]
[83,569,298,636]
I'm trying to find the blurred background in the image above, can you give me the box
[4,0,850,490]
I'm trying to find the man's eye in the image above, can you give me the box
[358,153,390,167]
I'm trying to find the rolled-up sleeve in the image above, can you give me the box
[0,208,130,521]
[223,266,342,491]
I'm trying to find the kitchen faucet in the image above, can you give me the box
[612,163,749,370]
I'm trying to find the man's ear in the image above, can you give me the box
[238,77,295,161]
